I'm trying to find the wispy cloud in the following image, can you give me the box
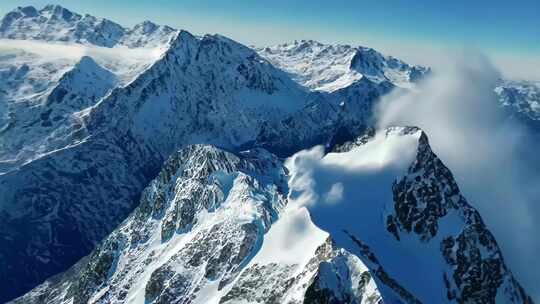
[0,39,162,61]
[376,51,540,299]
[0,39,164,83]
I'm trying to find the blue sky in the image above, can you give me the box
[1,1,539,78]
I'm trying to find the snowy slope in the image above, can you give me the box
[287,127,533,303]
[257,40,429,92]
[0,39,163,174]
[85,30,311,158]
[13,128,535,304]
[0,56,115,170]
[0,28,312,302]
[252,77,395,156]
[12,145,382,304]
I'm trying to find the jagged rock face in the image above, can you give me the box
[0,28,308,301]
[386,132,464,242]
[301,241,381,304]
[222,237,381,304]
[0,26,410,302]
[387,132,533,303]
[10,145,287,303]
[495,80,540,121]
[0,5,177,48]
[12,145,381,304]
[291,127,534,304]
[220,262,298,303]
[495,80,540,134]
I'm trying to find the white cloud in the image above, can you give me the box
[0,39,162,62]
[376,51,540,299]
[286,51,539,299]
[0,39,163,83]
[285,129,472,302]
[352,39,540,82]
[286,129,420,249]
[324,183,344,204]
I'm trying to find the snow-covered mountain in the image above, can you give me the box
[13,128,533,303]
[0,55,116,170]
[288,127,534,303]
[0,4,536,303]
[252,77,395,156]
[11,144,382,304]
[0,27,311,301]
[121,20,177,49]
[0,5,176,48]
[1,10,393,299]
[0,38,163,174]
[257,40,429,92]
[495,80,540,131]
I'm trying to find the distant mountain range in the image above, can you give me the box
[0,4,537,303]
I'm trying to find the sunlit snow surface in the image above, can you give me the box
[258,40,426,92]
[0,39,165,84]
[286,128,419,248]
[0,40,164,173]
[286,128,463,303]
[257,40,362,92]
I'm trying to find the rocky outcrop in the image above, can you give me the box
[328,128,534,304]
[12,145,381,303]
[0,22,404,301]
[222,238,381,304]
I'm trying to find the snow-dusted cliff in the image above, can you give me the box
[12,145,381,304]
[288,127,533,303]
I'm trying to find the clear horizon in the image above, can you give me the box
[1,1,539,80]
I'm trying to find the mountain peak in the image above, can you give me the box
[10,141,381,304]
[13,5,39,17]
[164,29,198,53]
[40,4,72,13]
[0,6,38,31]
[35,4,79,23]
[289,127,533,303]
[258,39,429,91]
[0,5,177,48]
[296,39,325,47]
[77,55,99,68]
[68,55,117,87]
[132,20,159,33]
